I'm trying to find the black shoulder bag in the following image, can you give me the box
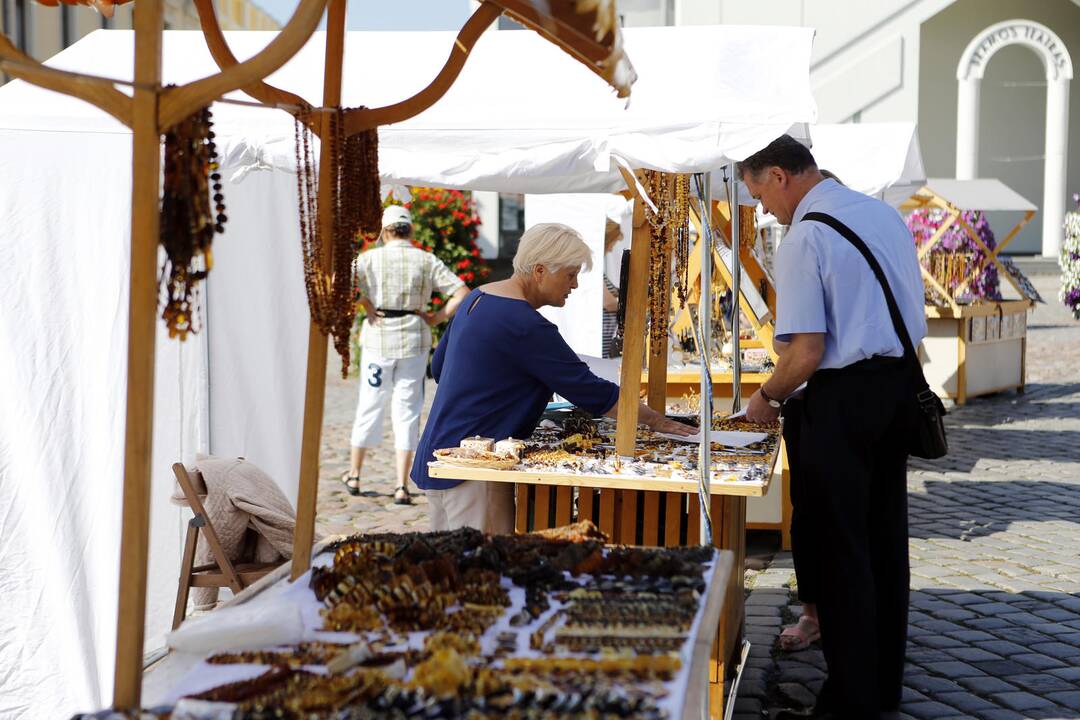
[802,212,948,459]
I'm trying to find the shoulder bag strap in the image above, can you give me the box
[801,211,923,379]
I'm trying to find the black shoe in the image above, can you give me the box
[340,473,361,497]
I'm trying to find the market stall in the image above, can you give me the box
[0,1,640,715]
[130,527,734,720]
[900,178,1041,404]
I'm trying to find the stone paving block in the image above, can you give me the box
[744,605,781,617]
[946,630,998,643]
[1045,691,1080,711]
[916,619,967,634]
[902,701,967,719]
[921,660,984,678]
[972,640,1030,656]
[1012,652,1067,670]
[1030,640,1080,659]
[964,617,1012,631]
[992,627,1053,644]
[905,674,966,694]
[1048,665,1080,682]
[990,691,1055,711]
[1005,673,1077,694]
[955,676,1018,694]
[778,666,825,684]
[965,602,1018,615]
[777,682,816,709]
[906,647,953,664]
[935,692,999,714]
[943,647,1003,663]
[969,659,1033,676]
[736,668,768,699]
[914,634,965,649]
[972,709,1026,720]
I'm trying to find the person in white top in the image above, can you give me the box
[740,135,926,720]
[346,205,470,504]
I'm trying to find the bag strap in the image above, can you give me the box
[801,211,922,375]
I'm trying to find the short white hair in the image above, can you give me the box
[512,223,593,276]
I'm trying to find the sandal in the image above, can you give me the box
[778,615,820,652]
[393,486,413,505]
[340,473,361,497]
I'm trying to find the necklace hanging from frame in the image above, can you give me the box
[639,171,691,349]
[159,104,227,341]
[294,105,383,377]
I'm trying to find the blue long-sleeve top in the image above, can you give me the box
[411,289,620,491]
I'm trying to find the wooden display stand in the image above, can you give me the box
[901,182,1038,405]
[1,0,631,711]
[431,178,773,715]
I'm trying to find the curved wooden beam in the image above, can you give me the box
[0,34,131,127]
[343,1,502,133]
[192,0,316,129]
[158,0,326,130]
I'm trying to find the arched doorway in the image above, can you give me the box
[955,19,1073,258]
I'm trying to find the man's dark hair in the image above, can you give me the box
[736,134,817,178]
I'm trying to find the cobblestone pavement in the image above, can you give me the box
[739,275,1080,720]
[316,276,1080,719]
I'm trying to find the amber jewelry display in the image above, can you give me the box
[639,171,692,348]
[293,106,383,378]
[159,104,226,341]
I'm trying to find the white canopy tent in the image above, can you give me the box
[0,25,815,717]
[806,121,926,207]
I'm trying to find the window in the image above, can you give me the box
[12,0,28,53]
[60,4,73,47]
[498,194,525,259]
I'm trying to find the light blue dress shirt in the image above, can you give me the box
[773,178,927,370]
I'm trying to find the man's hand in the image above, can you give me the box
[746,389,781,423]
[649,414,695,437]
[365,312,381,326]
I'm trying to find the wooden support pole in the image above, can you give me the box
[615,193,651,457]
[291,0,347,580]
[647,202,672,411]
[112,0,162,710]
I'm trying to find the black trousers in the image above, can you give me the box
[794,358,912,718]
[782,395,819,605]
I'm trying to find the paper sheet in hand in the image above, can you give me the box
[658,429,767,446]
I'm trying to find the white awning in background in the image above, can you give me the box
[921,178,1038,212]
[806,122,926,207]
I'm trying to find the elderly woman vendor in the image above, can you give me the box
[412,223,692,533]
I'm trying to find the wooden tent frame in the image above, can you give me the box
[900,185,1037,312]
[0,0,632,710]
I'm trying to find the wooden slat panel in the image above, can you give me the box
[534,485,552,531]
[687,494,701,546]
[642,491,660,546]
[515,484,529,534]
[618,489,639,545]
[598,489,617,539]
[554,486,572,527]
[615,193,651,455]
[578,487,595,526]
[664,491,683,547]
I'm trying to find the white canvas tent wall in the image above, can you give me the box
[0,25,814,717]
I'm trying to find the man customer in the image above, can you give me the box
[741,136,926,719]
[346,205,470,504]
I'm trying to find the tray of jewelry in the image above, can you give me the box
[430,409,781,495]
[110,524,728,720]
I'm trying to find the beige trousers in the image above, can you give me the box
[426,480,515,534]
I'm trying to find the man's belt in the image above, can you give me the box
[376,308,418,318]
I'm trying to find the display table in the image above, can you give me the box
[428,417,780,716]
[921,299,1032,404]
[129,528,733,720]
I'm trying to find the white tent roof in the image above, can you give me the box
[921,178,1037,212]
[806,122,925,207]
[0,26,817,193]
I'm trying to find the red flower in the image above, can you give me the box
[463,271,475,282]
[457,259,470,269]
[432,296,443,306]
[471,248,480,257]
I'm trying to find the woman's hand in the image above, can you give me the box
[650,415,695,437]
[421,310,446,326]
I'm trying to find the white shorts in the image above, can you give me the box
[350,351,427,451]
[426,480,516,535]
